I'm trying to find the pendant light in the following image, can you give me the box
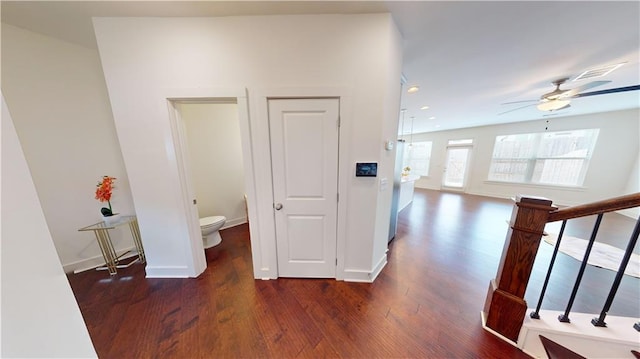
[400,109,407,140]
[409,116,415,146]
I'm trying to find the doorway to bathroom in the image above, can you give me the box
[176,101,247,229]
[168,98,250,271]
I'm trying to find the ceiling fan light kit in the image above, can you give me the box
[537,99,570,112]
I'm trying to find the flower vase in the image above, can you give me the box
[103,213,121,226]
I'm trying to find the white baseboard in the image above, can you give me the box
[414,183,439,191]
[64,246,137,274]
[370,254,387,281]
[145,265,193,278]
[341,271,374,282]
[342,255,387,283]
[252,265,277,280]
[221,217,247,230]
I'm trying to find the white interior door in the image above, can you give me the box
[268,98,339,278]
[442,146,472,189]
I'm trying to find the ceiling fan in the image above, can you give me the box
[499,78,640,115]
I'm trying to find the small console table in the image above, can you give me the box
[78,215,145,275]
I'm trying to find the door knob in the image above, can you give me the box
[274,203,283,210]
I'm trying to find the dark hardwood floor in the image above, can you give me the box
[67,189,639,358]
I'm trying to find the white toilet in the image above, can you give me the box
[199,216,226,249]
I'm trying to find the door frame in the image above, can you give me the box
[441,143,474,192]
[253,87,351,280]
[163,87,256,277]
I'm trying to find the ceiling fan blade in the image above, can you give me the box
[501,99,538,105]
[498,103,537,115]
[573,84,640,98]
[563,80,610,98]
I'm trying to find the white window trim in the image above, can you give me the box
[487,129,598,187]
[484,180,588,191]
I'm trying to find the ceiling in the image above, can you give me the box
[2,1,639,134]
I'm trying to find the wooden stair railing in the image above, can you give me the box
[547,192,640,223]
[483,192,640,342]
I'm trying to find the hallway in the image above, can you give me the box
[67,189,638,358]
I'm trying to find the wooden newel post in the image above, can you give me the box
[483,195,554,342]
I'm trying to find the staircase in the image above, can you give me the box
[538,335,586,359]
[519,311,639,358]
[482,193,640,358]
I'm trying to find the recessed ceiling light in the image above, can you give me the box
[435,124,441,128]
[407,86,420,93]
[429,116,436,120]
[420,106,429,110]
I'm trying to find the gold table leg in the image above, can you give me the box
[93,228,118,275]
[128,218,146,264]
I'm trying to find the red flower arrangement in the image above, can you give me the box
[95,175,117,216]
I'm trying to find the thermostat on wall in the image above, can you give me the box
[355,162,378,177]
[385,140,394,151]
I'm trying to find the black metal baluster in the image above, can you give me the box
[591,217,640,327]
[531,220,568,319]
[558,213,604,323]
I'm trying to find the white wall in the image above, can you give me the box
[620,119,640,218]
[179,102,247,226]
[93,14,402,280]
[371,19,404,279]
[1,94,97,358]
[1,24,136,272]
[412,109,639,206]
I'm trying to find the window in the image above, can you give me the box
[448,138,473,145]
[488,129,599,186]
[403,141,432,176]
